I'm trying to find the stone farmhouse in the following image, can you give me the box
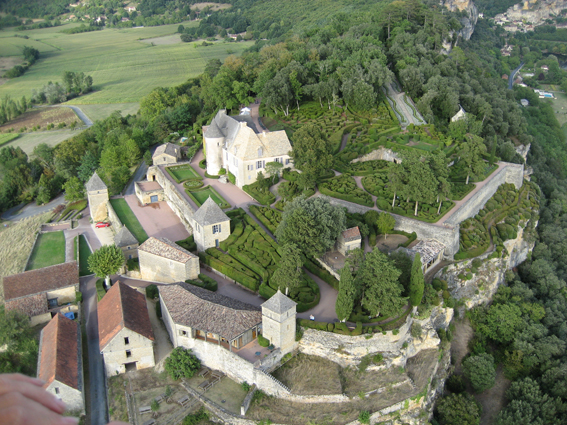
[203,109,293,187]
[192,196,231,251]
[85,172,108,222]
[336,226,362,256]
[114,225,138,260]
[159,282,262,352]
[138,237,200,283]
[98,281,155,376]
[152,142,182,165]
[4,262,79,326]
[37,313,84,414]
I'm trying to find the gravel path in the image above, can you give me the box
[62,105,93,127]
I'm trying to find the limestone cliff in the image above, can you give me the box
[436,222,536,308]
[441,0,479,40]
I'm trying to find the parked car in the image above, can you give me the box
[95,222,111,228]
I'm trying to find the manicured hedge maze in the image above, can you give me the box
[319,174,374,207]
[456,182,539,260]
[249,205,281,235]
[242,176,278,206]
[336,159,391,176]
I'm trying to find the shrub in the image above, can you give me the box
[258,334,270,347]
[435,393,481,425]
[165,347,201,380]
[75,291,83,303]
[146,284,158,299]
[241,382,251,392]
[463,353,496,393]
[156,301,162,318]
[373,353,383,364]
[358,410,370,424]
[327,323,334,332]
[411,322,422,338]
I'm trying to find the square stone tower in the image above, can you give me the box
[192,197,230,251]
[85,172,109,222]
[261,290,297,355]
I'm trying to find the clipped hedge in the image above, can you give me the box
[243,176,278,206]
[186,274,218,291]
[303,259,340,291]
[199,251,259,291]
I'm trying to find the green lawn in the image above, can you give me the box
[74,103,140,121]
[109,198,149,243]
[0,133,19,147]
[4,130,78,154]
[78,235,92,277]
[0,22,255,104]
[166,164,202,182]
[26,231,66,270]
[186,186,230,209]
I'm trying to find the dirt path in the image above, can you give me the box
[475,365,511,425]
[450,318,474,375]
[339,132,349,152]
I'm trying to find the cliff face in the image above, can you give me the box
[441,0,479,40]
[436,223,536,308]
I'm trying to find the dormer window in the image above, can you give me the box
[258,147,263,157]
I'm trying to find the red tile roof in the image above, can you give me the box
[98,281,154,350]
[3,262,79,300]
[341,226,361,242]
[38,313,80,390]
[5,293,47,317]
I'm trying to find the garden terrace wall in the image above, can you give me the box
[444,162,524,226]
[351,147,402,164]
[106,200,123,229]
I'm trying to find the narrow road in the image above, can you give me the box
[63,105,94,127]
[1,193,66,221]
[80,275,109,425]
[509,62,524,90]
[124,160,148,196]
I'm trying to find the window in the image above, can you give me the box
[124,337,129,345]
[212,224,221,234]
[48,298,58,309]
[179,330,188,337]
[247,164,254,171]
[126,350,132,358]
[233,157,238,166]
[163,158,166,162]
[275,157,281,163]
[54,388,59,395]
[256,160,265,169]
[258,147,263,157]
[285,158,291,165]
[226,152,228,160]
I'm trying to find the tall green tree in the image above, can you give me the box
[265,161,283,184]
[376,212,395,239]
[409,253,425,306]
[336,261,356,322]
[276,196,346,257]
[88,245,125,287]
[164,347,201,380]
[358,250,405,318]
[289,124,334,187]
[63,176,85,202]
[270,243,303,296]
[458,134,488,185]
[463,353,496,393]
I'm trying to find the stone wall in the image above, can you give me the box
[46,381,84,414]
[47,285,78,305]
[139,250,199,283]
[350,147,402,164]
[106,200,123,229]
[444,162,524,226]
[87,190,108,222]
[101,328,155,377]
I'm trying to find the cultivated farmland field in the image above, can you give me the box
[26,230,66,270]
[4,129,78,154]
[0,107,78,132]
[0,22,255,104]
[76,103,140,121]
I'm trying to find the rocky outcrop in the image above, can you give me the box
[441,0,479,40]
[436,223,536,308]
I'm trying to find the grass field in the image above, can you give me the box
[78,234,92,276]
[0,22,254,104]
[109,198,149,243]
[76,103,140,121]
[0,212,51,302]
[166,164,201,182]
[186,186,230,209]
[3,129,78,154]
[0,107,78,132]
[0,133,19,146]
[26,231,66,270]
[541,85,567,126]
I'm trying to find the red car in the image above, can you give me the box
[95,222,111,228]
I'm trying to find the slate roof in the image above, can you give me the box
[138,237,197,263]
[413,239,445,265]
[341,227,361,242]
[85,171,107,192]
[153,143,180,158]
[114,225,138,247]
[38,313,80,391]
[5,292,48,317]
[193,197,230,226]
[159,283,262,340]
[261,290,296,315]
[98,281,154,350]
[3,262,79,301]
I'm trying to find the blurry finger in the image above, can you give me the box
[0,374,45,387]
[0,375,66,414]
[0,392,78,425]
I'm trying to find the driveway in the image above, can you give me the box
[123,195,190,241]
[80,275,108,425]
[62,105,93,127]
[1,193,66,221]
[124,161,148,196]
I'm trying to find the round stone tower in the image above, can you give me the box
[204,111,226,176]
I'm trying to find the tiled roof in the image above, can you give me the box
[136,181,163,192]
[193,197,230,226]
[153,143,180,158]
[98,281,154,350]
[38,314,80,391]
[341,227,361,242]
[85,171,107,192]
[261,290,297,315]
[4,262,79,300]
[5,293,47,317]
[114,225,138,247]
[159,283,261,340]
[138,237,197,263]
[413,239,446,265]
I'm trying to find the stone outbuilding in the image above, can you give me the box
[114,225,138,260]
[85,172,108,222]
[159,282,262,352]
[412,239,446,273]
[336,226,362,256]
[203,109,293,187]
[134,180,165,205]
[98,281,155,376]
[37,313,84,414]
[138,237,199,283]
[152,143,181,165]
[4,262,79,326]
[261,290,296,355]
[192,197,231,251]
